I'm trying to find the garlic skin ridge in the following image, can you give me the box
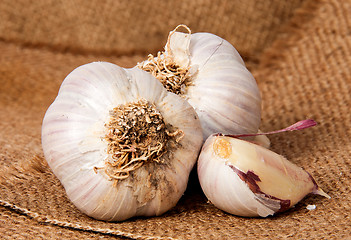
[41,62,203,221]
[139,28,262,140]
[186,32,261,139]
[197,134,330,217]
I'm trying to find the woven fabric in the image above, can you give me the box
[1,0,350,239]
[0,0,304,60]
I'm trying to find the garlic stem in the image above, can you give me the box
[166,24,192,57]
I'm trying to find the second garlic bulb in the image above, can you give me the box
[139,26,262,140]
[42,62,203,221]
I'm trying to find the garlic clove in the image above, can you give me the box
[197,134,330,217]
[42,62,203,221]
[138,26,262,140]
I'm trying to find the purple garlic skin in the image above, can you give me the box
[197,134,330,217]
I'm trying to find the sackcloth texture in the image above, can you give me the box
[0,0,350,239]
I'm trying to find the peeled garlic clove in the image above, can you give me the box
[197,134,330,217]
[42,62,203,221]
[138,26,262,140]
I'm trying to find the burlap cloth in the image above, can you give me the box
[0,0,350,239]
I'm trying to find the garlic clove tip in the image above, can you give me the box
[313,187,331,199]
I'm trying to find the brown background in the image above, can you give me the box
[0,0,350,239]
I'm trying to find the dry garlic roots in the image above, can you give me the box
[138,25,262,140]
[197,127,330,217]
[42,62,203,221]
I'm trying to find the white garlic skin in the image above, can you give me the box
[197,134,329,217]
[168,32,262,140]
[41,62,203,221]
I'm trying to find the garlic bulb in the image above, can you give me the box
[197,134,330,217]
[138,25,262,140]
[41,62,203,221]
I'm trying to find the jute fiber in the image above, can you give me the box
[0,0,350,239]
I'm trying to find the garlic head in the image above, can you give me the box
[41,62,203,221]
[138,26,261,140]
[197,134,330,217]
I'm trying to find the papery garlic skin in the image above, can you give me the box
[139,29,262,140]
[186,33,262,139]
[41,62,203,221]
[197,134,329,217]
